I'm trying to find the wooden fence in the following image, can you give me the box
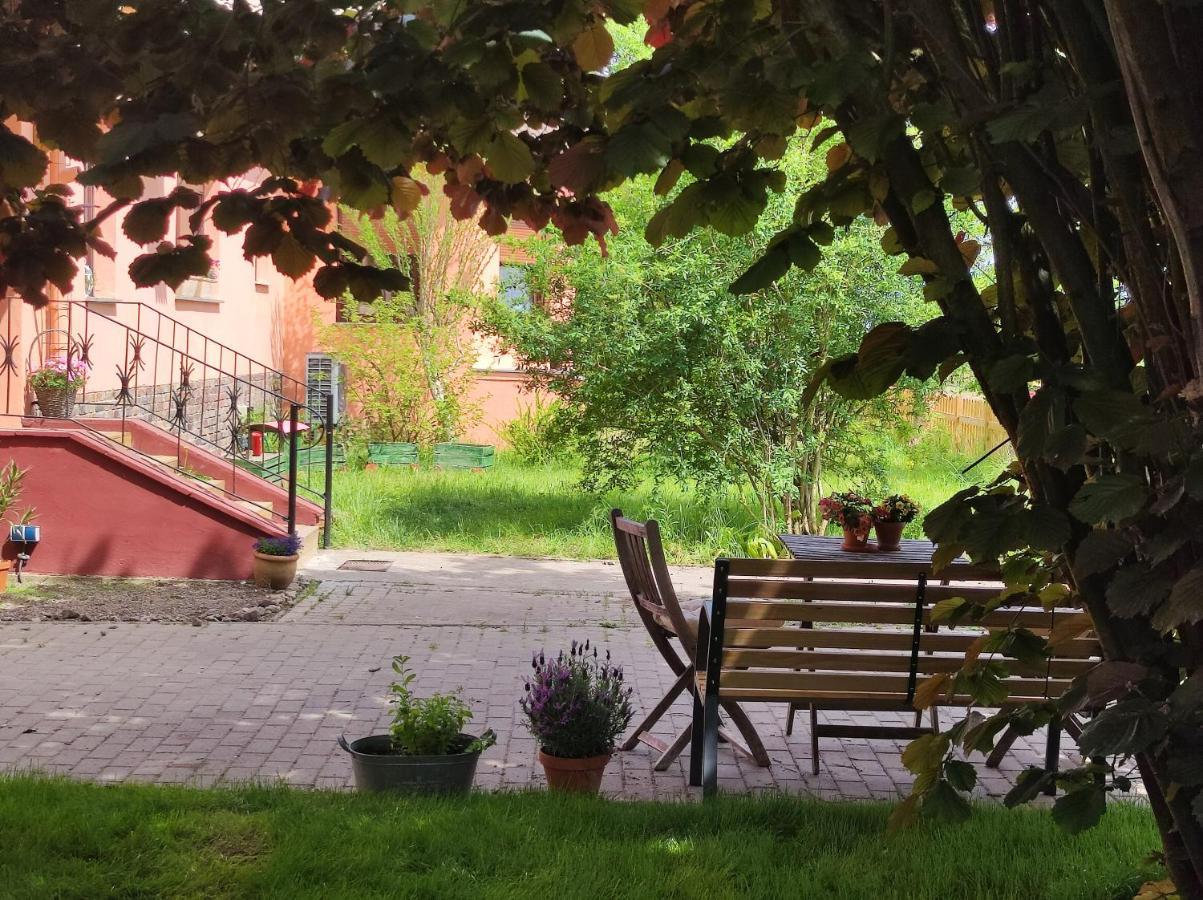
[929,393,1010,455]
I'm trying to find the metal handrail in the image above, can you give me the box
[24,300,335,545]
[74,299,312,399]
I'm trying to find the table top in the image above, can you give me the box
[777,534,998,579]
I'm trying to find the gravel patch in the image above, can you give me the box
[0,575,316,625]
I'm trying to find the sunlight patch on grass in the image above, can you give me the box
[0,776,1159,900]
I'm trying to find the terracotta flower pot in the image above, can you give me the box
[874,520,905,551]
[537,749,611,794]
[253,552,299,590]
[840,525,871,552]
[0,560,10,592]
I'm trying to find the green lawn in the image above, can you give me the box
[331,433,1003,564]
[0,777,1158,899]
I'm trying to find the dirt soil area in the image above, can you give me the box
[0,575,315,624]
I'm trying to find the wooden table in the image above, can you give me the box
[777,534,998,580]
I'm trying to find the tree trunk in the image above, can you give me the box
[1106,0,1203,382]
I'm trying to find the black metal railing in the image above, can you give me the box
[17,300,335,546]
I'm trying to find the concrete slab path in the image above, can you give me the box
[0,549,1091,801]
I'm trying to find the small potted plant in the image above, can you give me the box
[252,533,302,589]
[338,655,495,794]
[873,493,920,552]
[521,640,634,794]
[0,462,35,592]
[819,491,875,552]
[28,356,88,418]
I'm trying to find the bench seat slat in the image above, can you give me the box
[725,579,1002,603]
[713,669,1072,696]
[724,558,1000,580]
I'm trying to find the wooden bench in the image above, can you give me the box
[688,558,1101,795]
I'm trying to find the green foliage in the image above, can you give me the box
[14,0,1202,873]
[319,186,490,443]
[499,396,573,465]
[0,776,1161,900]
[388,656,494,756]
[482,137,931,534]
[0,461,35,528]
[330,443,984,564]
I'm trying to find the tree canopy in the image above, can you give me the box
[5,1,1203,892]
[483,137,930,533]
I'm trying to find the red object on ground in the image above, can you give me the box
[250,430,263,457]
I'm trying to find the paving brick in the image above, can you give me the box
[0,551,1126,804]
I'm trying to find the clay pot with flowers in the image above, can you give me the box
[252,533,302,589]
[28,356,88,418]
[521,640,634,795]
[872,494,920,552]
[818,491,875,552]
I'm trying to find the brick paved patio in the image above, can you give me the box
[0,550,1093,800]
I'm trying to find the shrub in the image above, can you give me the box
[501,397,571,465]
[388,656,494,755]
[521,640,634,759]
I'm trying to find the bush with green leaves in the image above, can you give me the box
[388,656,494,756]
[481,136,931,535]
[500,397,572,465]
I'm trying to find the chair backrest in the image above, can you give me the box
[700,558,1100,707]
[610,509,697,655]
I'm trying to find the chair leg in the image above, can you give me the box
[654,722,693,771]
[702,692,721,798]
[1044,719,1061,796]
[786,702,799,736]
[929,706,940,733]
[689,684,705,787]
[985,724,1021,769]
[809,705,820,776]
[719,699,771,767]
[622,667,690,752]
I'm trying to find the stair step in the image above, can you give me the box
[236,499,276,520]
[199,477,226,492]
[92,428,135,447]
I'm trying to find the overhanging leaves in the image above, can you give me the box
[1069,474,1148,525]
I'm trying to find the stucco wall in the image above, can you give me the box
[0,429,276,579]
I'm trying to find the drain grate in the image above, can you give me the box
[338,559,393,572]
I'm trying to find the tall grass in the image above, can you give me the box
[0,776,1160,900]
[331,428,1012,564]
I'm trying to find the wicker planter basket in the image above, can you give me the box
[33,385,77,418]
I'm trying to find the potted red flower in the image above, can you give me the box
[872,494,920,551]
[521,640,633,795]
[819,491,874,552]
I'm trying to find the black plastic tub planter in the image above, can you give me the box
[338,733,487,795]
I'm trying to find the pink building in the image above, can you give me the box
[0,144,538,579]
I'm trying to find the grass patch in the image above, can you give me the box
[331,430,1004,564]
[0,776,1157,900]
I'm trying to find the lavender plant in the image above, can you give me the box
[521,640,634,759]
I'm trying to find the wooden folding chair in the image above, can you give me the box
[610,509,770,770]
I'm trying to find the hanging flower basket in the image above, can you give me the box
[29,356,87,418]
[33,385,77,418]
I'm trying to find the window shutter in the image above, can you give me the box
[305,353,344,425]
